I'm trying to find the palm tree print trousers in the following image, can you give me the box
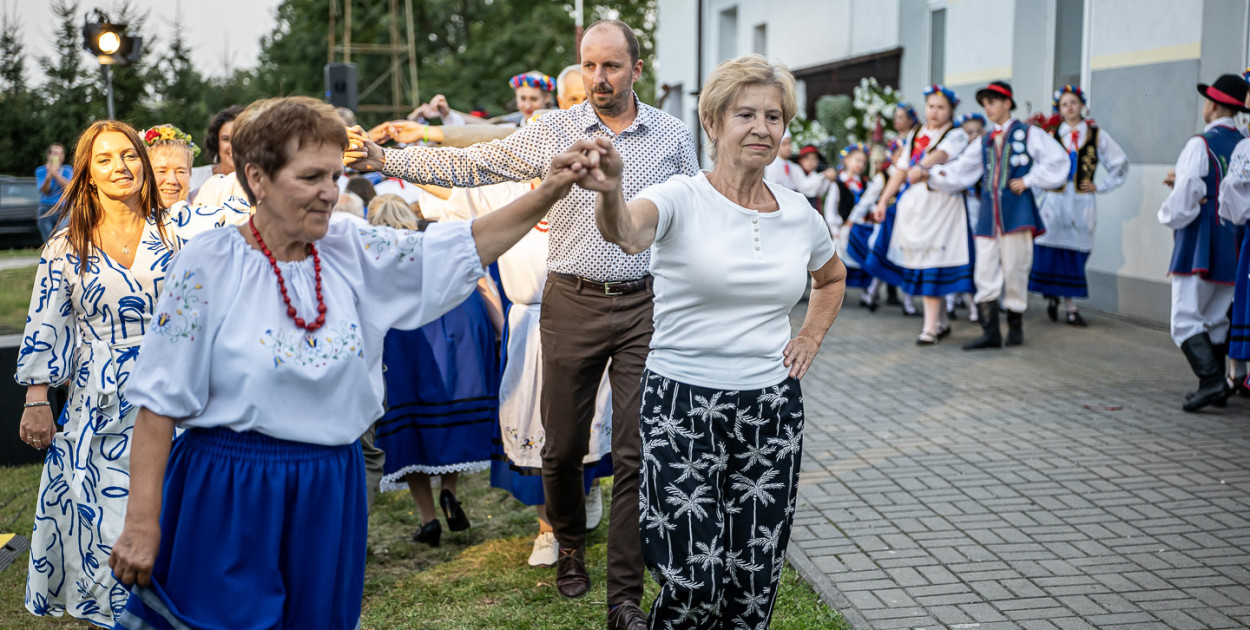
[638,369,805,630]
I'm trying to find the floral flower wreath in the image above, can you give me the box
[895,102,919,124]
[1051,85,1087,112]
[954,112,986,127]
[839,143,868,160]
[922,84,960,108]
[143,124,201,158]
[509,71,555,92]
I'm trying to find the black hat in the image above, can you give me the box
[976,81,1016,111]
[1197,74,1250,114]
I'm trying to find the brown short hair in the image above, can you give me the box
[698,54,798,161]
[231,96,349,204]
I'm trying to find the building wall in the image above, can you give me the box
[653,0,1250,323]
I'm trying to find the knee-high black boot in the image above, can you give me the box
[1005,311,1024,346]
[962,302,1002,350]
[1181,333,1228,412]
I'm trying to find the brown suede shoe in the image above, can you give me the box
[607,601,648,630]
[556,547,589,598]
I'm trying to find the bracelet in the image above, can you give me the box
[422,125,429,144]
[24,401,51,408]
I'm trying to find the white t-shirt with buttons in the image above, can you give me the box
[636,171,837,390]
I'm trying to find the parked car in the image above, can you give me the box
[0,176,43,247]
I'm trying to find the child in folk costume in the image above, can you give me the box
[878,103,922,316]
[866,85,974,344]
[502,71,556,126]
[849,141,901,311]
[929,81,1069,349]
[1217,70,1250,399]
[1030,86,1130,327]
[1158,73,1248,412]
[764,130,803,191]
[824,144,873,291]
[948,113,988,322]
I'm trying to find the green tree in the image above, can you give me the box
[37,0,97,163]
[99,1,157,127]
[0,8,45,175]
[149,17,210,153]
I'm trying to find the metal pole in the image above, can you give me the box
[405,0,418,107]
[105,65,115,119]
[574,0,583,63]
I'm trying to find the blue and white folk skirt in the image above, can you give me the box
[1028,244,1091,298]
[1230,227,1249,361]
[115,427,367,630]
[375,291,498,491]
[863,187,975,297]
[843,223,876,289]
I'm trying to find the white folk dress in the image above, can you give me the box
[1035,120,1129,253]
[17,216,187,627]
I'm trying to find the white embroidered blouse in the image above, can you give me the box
[125,219,485,445]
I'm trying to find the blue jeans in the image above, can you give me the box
[37,204,62,242]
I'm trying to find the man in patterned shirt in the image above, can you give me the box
[345,19,698,630]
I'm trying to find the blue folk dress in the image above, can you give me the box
[16,217,183,627]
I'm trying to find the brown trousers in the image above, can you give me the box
[539,273,653,607]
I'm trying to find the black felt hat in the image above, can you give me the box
[1196,74,1250,114]
[975,81,1016,110]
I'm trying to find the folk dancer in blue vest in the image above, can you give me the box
[929,81,1069,349]
[1030,86,1129,327]
[1158,73,1248,411]
[1215,69,1250,400]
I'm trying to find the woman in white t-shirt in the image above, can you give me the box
[576,54,846,630]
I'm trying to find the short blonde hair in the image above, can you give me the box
[368,193,420,230]
[698,54,798,161]
[333,192,364,217]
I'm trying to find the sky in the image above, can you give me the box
[12,0,284,80]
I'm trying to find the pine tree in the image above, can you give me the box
[150,15,210,158]
[0,8,43,175]
[38,0,97,158]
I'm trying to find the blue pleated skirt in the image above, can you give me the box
[114,427,367,630]
[375,291,498,489]
[844,223,875,289]
[1029,244,1090,298]
[1230,228,1249,360]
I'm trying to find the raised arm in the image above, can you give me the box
[929,139,985,194]
[576,138,659,255]
[342,121,547,188]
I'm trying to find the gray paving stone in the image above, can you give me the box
[783,301,1250,630]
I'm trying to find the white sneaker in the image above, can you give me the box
[585,486,604,531]
[528,531,558,567]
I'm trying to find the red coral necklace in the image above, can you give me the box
[248,216,326,332]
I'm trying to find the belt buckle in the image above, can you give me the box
[602,280,623,296]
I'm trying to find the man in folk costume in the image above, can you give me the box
[930,81,1069,349]
[1162,73,1249,411]
[1216,68,1250,398]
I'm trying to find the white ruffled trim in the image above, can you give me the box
[378,460,490,493]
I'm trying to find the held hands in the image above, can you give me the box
[1008,178,1027,194]
[407,94,451,121]
[540,139,613,200]
[569,137,623,193]
[783,334,821,379]
[907,166,929,185]
[18,405,55,450]
[109,518,161,587]
[871,202,887,224]
[343,125,384,172]
[822,168,838,181]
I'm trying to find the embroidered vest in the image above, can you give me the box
[1052,124,1100,192]
[1168,125,1242,283]
[835,173,867,222]
[977,120,1044,238]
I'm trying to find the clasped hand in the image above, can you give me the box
[539,138,619,199]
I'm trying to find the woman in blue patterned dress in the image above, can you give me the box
[15,121,185,627]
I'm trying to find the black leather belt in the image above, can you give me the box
[551,272,650,296]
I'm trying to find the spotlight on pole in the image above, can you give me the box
[82,9,142,120]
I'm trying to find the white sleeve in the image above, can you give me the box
[1095,130,1130,193]
[1158,137,1210,230]
[338,220,486,331]
[634,177,687,243]
[1218,139,1250,225]
[935,129,969,161]
[807,208,837,272]
[1022,128,1071,190]
[929,139,985,193]
[128,242,221,418]
[795,170,831,197]
[850,175,884,223]
[823,185,841,232]
[15,241,77,387]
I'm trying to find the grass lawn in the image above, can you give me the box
[1,464,847,629]
[0,266,36,335]
[0,248,39,259]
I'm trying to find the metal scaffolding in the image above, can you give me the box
[328,0,419,117]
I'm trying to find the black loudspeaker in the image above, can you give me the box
[324,63,358,111]
[0,343,67,467]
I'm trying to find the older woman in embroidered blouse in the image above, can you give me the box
[107,96,600,629]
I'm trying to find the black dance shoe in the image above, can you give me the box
[1046,296,1059,322]
[413,518,442,547]
[1066,311,1087,327]
[440,489,471,532]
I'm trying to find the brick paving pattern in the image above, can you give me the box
[786,298,1250,629]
